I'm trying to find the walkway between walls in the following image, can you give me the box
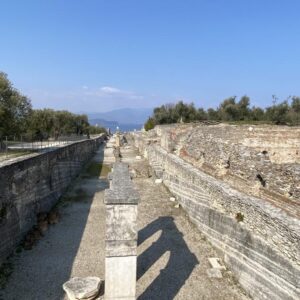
[1,139,250,300]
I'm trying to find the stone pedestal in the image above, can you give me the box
[104,162,139,300]
[115,132,121,147]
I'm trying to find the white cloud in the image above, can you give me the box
[100,86,121,94]
[83,85,144,101]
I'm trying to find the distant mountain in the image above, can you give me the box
[89,118,142,133]
[89,118,119,128]
[86,107,153,132]
[87,107,152,124]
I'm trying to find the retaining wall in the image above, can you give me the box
[0,135,105,265]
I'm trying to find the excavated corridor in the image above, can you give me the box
[1,139,249,300]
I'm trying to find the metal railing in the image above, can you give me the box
[0,134,91,161]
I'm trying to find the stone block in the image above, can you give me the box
[105,256,136,300]
[208,257,226,270]
[106,240,137,257]
[63,277,102,300]
[104,190,139,205]
[105,205,137,241]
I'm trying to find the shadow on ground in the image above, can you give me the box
[137,216,199,300]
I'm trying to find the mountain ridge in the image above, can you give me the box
[86,107,152,124]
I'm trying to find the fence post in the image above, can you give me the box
[104,162,139,300]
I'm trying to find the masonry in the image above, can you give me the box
[130,124,300,300]
[0,135,106,265]
[105,161,139,300]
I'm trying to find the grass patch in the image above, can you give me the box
[235,212,244,222]
[85,162,111,178]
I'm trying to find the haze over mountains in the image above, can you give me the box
[86,107,152,132]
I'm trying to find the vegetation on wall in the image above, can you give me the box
[144,96,300,130]
[0,72,106,139]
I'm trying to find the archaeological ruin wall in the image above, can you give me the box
[0,135,105,265]
[157,124,300,205]
[131,124,300,300]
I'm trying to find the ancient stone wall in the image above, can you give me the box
[131,128,300,300]
[0,135,105,265]
[155,124,300,206]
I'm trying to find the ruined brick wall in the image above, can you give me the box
[0,136,105,265]
[131,128,300,300]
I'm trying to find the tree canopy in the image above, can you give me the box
[144,96,300,130]
[0,72,32,137]
[0,72,106,139]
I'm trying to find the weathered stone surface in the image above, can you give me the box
[105,256,136,300]
[115,134,121,147]
[105,205,137,241]
[104,163,139,205]
[208,257,226,270]
[131,128,300,300]
[63,277,102,300]
[113,147,121,162]
[156,123,300,205]
[104,189,139,205]
[104,160,139,300]
[105,240,137,256]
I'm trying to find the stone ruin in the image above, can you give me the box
[104,161,139,300]
[157,123,300,210]
[131,123,300,300]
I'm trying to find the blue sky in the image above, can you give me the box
[0,0,299,112]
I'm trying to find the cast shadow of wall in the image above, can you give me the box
[137,216,199,300]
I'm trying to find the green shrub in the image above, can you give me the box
[144,117,155,131]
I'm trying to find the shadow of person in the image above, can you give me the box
[137,216,199,300]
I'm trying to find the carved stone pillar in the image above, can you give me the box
[104,162,139,300]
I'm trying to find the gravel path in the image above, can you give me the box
[1,141,250,300]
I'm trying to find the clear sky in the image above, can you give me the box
[0,0,299,112]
